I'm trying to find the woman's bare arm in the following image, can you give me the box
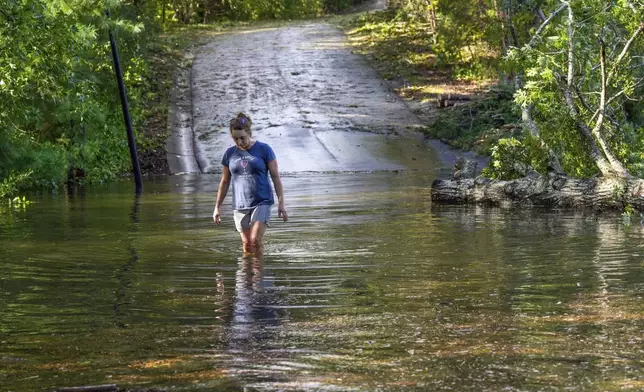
[268,160,288,221]
[213,167,231,224]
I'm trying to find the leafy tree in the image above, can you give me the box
[510,0,644,177]
[389,0,643,179]
[0,0,154,194]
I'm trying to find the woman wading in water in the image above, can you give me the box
[213,112,288,255]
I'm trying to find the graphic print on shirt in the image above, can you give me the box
[234,155,255,178]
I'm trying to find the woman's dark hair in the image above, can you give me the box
[229,112,252,133]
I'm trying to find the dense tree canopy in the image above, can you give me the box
[511,1,644,178]
[1,0,151,196]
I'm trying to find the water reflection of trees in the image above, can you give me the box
[305,204,644,389]
[424,205,644,388]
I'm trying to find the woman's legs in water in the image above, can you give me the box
[239,221,266,255]
[236,205,270,255]
[240,229,252,255]
[250,221,267,255]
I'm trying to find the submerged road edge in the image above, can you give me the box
[166,52,202,174]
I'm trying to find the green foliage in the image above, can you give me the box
[391,0,643,179]
[423,85,520,154]
[386,0,506,79]
[8,196,32,209]
[509,0,644,177]
[528,100,599,178]
[344,12,438,82]
[74,134,131,183]
[0,171,34,200]
[0,0,156,192]
[0,129,68,195]
[622,204,636,218]
[323,0,354,13]
[482,136,549,180]
[173,0,365,22]
[222,0,325,20]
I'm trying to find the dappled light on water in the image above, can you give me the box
[1,172,643,391]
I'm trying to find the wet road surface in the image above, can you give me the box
[172,22,441,174]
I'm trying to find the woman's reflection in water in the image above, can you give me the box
[224,255,287,356]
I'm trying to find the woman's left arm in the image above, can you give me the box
[268,159,288,222]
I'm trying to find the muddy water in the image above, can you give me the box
[2,169,644,391]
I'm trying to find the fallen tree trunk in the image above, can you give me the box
[431,169,644,212]
[56,385,117,392]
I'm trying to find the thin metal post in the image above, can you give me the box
[106,9,143,194]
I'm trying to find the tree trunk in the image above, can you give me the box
[561,5,627,177]
[502,0,519,47]
[427,1,437,33]
[431,171,644,212]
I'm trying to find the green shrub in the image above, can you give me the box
[0,171,34,200]
[482,136,549,180]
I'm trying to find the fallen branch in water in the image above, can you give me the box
[431,159,644,212]
[56,385,118,392]
[56,385,167,392]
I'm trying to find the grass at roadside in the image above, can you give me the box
[331,10,520,155]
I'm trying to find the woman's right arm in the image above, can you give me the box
[213,166,231,224]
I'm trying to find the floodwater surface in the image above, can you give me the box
[1,169,644,391]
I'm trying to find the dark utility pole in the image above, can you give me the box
[106,9,143,194]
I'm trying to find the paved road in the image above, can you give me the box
[167,15,487,175]
[185,22,442,174]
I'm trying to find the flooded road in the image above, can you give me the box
[166,21,484,175]
[189,22,421,174]
[2,170,644,391]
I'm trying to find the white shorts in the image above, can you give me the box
[233,204,272,232]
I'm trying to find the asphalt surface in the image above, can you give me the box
[167,11,487,175]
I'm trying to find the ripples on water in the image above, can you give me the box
[1,172,643,391]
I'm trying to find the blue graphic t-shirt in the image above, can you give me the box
[221,141,276,210]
